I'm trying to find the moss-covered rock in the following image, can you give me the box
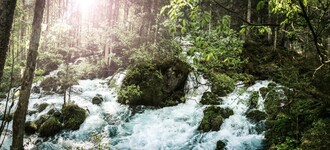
[92,94,103,105]
[62,104,87,130]
[118,57,190,107]
[198,106,234,132]
[40,77,59,92]
[259,87,268,99]
[38,103,49,112]
[35,115,48,129]
[25,121,38,135]
[39,116,61,137]
[211,74,235,97]
[246,109,266,123]
[216,140,226,150]
[200,92,223,105]
[248,92,259,109]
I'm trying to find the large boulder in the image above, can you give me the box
[25,121,38,135]
[198,106,234,132]
[118,58,190,107]
[39,117,61,137]
[246,109,266,123]
[62,104,87,130]
[211,74,235,97]
[216,140,226,150]
[37,103,49,112]
[200,92,223,105]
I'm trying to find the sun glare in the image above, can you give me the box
[79,0,95,14]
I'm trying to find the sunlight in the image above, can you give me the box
[79,0,96,14]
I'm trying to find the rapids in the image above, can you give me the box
[0,72,271,150]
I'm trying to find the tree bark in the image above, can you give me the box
[0,0,18,82]
[11,0,45,149]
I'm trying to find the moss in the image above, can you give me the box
[248,92,259,109]
[200,92,223,105]
[38,103,49,112]
[40,77,59,92]
[25,121,38,135]
[259,87,268,99]
[211,74,235,97]
[118,57,190,107]
[62,104,87,130]
[198,106,233,132]
[39,117,61,137]
[301,119,330,149]
[246,109,266,123]
[35,115,48,129]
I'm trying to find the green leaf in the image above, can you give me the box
[257,1,265,11]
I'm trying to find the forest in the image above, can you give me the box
[0,0,329,149]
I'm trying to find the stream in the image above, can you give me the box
[1,72,271,150]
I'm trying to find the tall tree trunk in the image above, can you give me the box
[246,0,252,37]
[20,0,27,61]
[11,0,45,149]
[0,0,18,82]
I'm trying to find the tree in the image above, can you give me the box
[0,0,18,81]
[11,0,45,149]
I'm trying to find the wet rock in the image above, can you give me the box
[40,77,59,92]
[62,104,87,130]
[28,110,38,116]
[216,140,226,150]
[259,87,268,99]
[39,117,61,137]
[211,74,235,97]
[200,92,223,105]
[246,109,266,123]
[248,92,259,109]
[92,94,103,105]
[25,121,38,135]
[118,57,190,107]
[198,106,234,132]
[35,115,48,129]
[37,103,49,112]
[32,86,41,93]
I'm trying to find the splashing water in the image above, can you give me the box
[0,72,272,150]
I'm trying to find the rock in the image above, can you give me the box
[39,117,61,137]
[40,77,59,92]
[35,115,48,129]
[259,87,268,99]
[28,110,38,116]
[118,57,190,107]
[62,104,87,130]
[246,109,266,123]
[38,103,49,112]
[248,92,259,109]
[216,140,226,150]
[211,74,235,97]
[25,121,38,135]
[32,86,41,93]
[92,94,103,105]
[200,92,223,105]
[198,106,234,132]
[47,108,62,120]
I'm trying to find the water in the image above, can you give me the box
[0,72,271,150]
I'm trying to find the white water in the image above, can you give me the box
[0,72,271,150]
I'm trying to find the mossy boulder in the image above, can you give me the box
[259,87,268,99]
[248,92,259,109]
[246,109,266,123]
[118,58,190,107]
[200,92,223,105]
[216,140,226,150]
[25,121,38,135]
[211,74,235,97]
[92,94,103,105]
[39,117,61,137]
[198,106,234,132]
[38,103,49,112]
[40,77,59,92]
[62,104,87,130]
